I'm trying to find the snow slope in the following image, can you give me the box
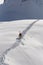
[0,20,43,65]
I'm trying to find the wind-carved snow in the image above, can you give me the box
[0,20,39,65]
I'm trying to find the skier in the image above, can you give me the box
[19,33,22,39]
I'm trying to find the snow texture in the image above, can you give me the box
[0,20,43,65]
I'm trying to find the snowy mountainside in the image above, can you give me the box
[0,20,43,65]
[0,0,43,21]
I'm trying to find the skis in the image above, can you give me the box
[16,37,25,45]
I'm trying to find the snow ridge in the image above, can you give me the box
[0,20,38,65]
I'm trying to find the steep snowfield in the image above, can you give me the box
[0,20,43,65]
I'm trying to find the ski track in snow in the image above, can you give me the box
[0,20,38,65]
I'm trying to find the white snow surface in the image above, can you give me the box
[0,20,43,65]
[0,0,4,5]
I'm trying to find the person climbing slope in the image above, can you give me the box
[19,33,22,39]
